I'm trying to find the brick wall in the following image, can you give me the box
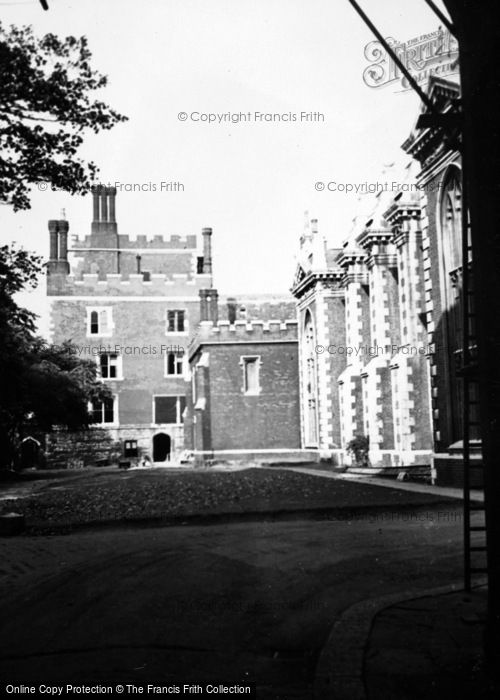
[49,296,196,434]
[191,339,300,453]
[46,218,211,463]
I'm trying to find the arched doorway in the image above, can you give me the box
[153,433,171,462]
[20,437,42,469]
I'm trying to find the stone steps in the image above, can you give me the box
[346,464,432,482]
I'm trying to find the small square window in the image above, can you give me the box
[154,395,186,424]
[100,353,121,379]
[90,397,116,424]
[166,310,186,333]
[87,307,113,337]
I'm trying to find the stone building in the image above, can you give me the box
[45,77,470,481]
[46,186,216,466]
[403,76,479,486]
[292,76,472,486]
[46,188,303,468]
[291,218,346,461]
[292,190,432,471]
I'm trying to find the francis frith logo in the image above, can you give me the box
[363,26,459,91]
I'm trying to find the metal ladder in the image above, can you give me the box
[460,174,487,591]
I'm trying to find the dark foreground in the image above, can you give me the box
[366,587,498,700]
[0,491,464,699]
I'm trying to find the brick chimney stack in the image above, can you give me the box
[58,219,69,264]
[48,219,58,262]
[109,187,116,223]
[47,219,70,276]
[226,297,237,325]
[91,185,118,235]
[92,186,100,222]
[201,227,213,274]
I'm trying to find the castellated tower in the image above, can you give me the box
[46,187,217,467]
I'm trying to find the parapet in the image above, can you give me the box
[71,233,198,250]
[189,319,298,357]
[47,272,213,296]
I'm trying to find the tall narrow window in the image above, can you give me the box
[99,310,110,334]
[178,395,186,422]
[303,310,318,446]
[439,165,467,443]
[90,310,99,335]
[166,351,184,376]
[241,356,260,395]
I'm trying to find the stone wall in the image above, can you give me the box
[45,429,121,469]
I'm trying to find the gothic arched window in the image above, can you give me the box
[303,310,318,446]
[438,164,466,443]
[440,166,462,280]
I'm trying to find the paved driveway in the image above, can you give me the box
[0,503,463,699]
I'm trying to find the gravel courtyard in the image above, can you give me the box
[0,466,458,534]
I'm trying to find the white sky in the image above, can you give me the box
[0,0,450,330]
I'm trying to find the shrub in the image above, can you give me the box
[346,435,370,467]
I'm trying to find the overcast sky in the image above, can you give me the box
[1,0,451,329]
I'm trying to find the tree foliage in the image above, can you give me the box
[0,22,127,210]
[0,244,111,468]
[346,435,370,467]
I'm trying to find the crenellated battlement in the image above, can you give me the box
[47,271,213,296]
[190,319,298,355]
[70,233,198,250]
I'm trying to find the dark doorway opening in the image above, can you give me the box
[20,437,42,469]
[153,433,171,462]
